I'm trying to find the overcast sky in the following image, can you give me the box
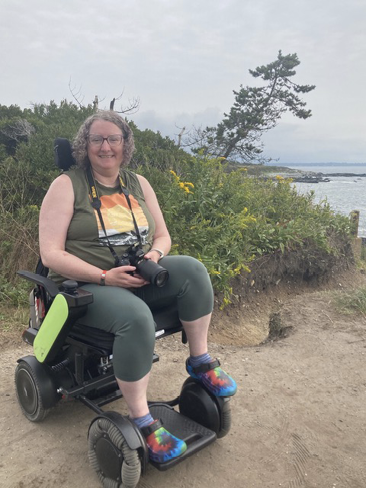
[0,0,366,164]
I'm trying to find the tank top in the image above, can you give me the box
[48,167,156,284]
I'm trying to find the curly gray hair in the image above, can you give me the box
[72,110,135,169]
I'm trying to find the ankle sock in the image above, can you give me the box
[132,412,154,430]
[188,352,212,368]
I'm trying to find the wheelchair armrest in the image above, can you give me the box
[17,270,60,298]
[18,270,93,307]
[17,271,94,363]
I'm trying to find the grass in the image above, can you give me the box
[333,287,366,317]
[0,304,28,333]
[0,277,30,334]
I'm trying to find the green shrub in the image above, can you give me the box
[0,274,30,307]
[0,204,40,280]
[138,156,352,303]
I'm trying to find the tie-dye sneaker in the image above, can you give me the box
[186,358,237,397]
[142,419,187,463]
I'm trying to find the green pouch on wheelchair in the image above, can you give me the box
[33,294,69,363]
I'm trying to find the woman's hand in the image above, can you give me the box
[144,250,161,263]
[105,265,149,288]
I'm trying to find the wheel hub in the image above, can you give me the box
[17,370,37,415]
[94,434,123,480]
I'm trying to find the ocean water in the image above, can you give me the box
[274,164,366,237]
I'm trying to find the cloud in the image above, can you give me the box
[0,0,365,163]
[132,106,222,141]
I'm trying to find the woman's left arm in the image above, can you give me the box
[137,174,172,263]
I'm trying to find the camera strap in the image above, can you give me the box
[86,168,143,266]
[118,174,143,242]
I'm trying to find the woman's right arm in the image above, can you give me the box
[39,174,103,283]
[39,175,148,288]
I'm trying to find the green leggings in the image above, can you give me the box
[78,255,214,381]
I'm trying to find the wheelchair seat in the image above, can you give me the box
[68,303,183,354]
[68,324,115,354]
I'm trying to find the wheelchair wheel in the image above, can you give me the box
[88,417,141,488]
[179,377,232,439]
[15,361,50,422]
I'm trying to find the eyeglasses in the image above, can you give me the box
[88,134,124,147]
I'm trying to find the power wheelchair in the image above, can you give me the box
[15,138,232,488]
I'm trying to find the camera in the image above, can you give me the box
[118,246,169,288]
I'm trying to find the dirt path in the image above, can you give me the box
[0,275,366,488]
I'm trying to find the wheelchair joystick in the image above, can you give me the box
[62,280,79,294]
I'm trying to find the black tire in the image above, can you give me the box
[179,377,232,438]
[15,361,50,422]
[217,396,232,439]
[88,417,141,488]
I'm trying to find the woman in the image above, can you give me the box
[39,110,237,463]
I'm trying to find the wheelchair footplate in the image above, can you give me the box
[148,403,217,471]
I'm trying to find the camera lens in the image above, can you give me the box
[136,259,169,287]
[154,269,169,287]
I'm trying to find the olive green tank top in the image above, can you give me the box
[48,167,155,284]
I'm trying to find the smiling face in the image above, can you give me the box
[87,120,124,175]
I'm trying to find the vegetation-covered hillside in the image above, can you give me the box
[0,101,354,307]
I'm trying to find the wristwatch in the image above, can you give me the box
[150,248,164,259]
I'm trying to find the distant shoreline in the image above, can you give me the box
[228,162,366,180]
[259,165,366,183]
[268,170,366,183]
[267,163,366,167]
[286,173,366,183]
